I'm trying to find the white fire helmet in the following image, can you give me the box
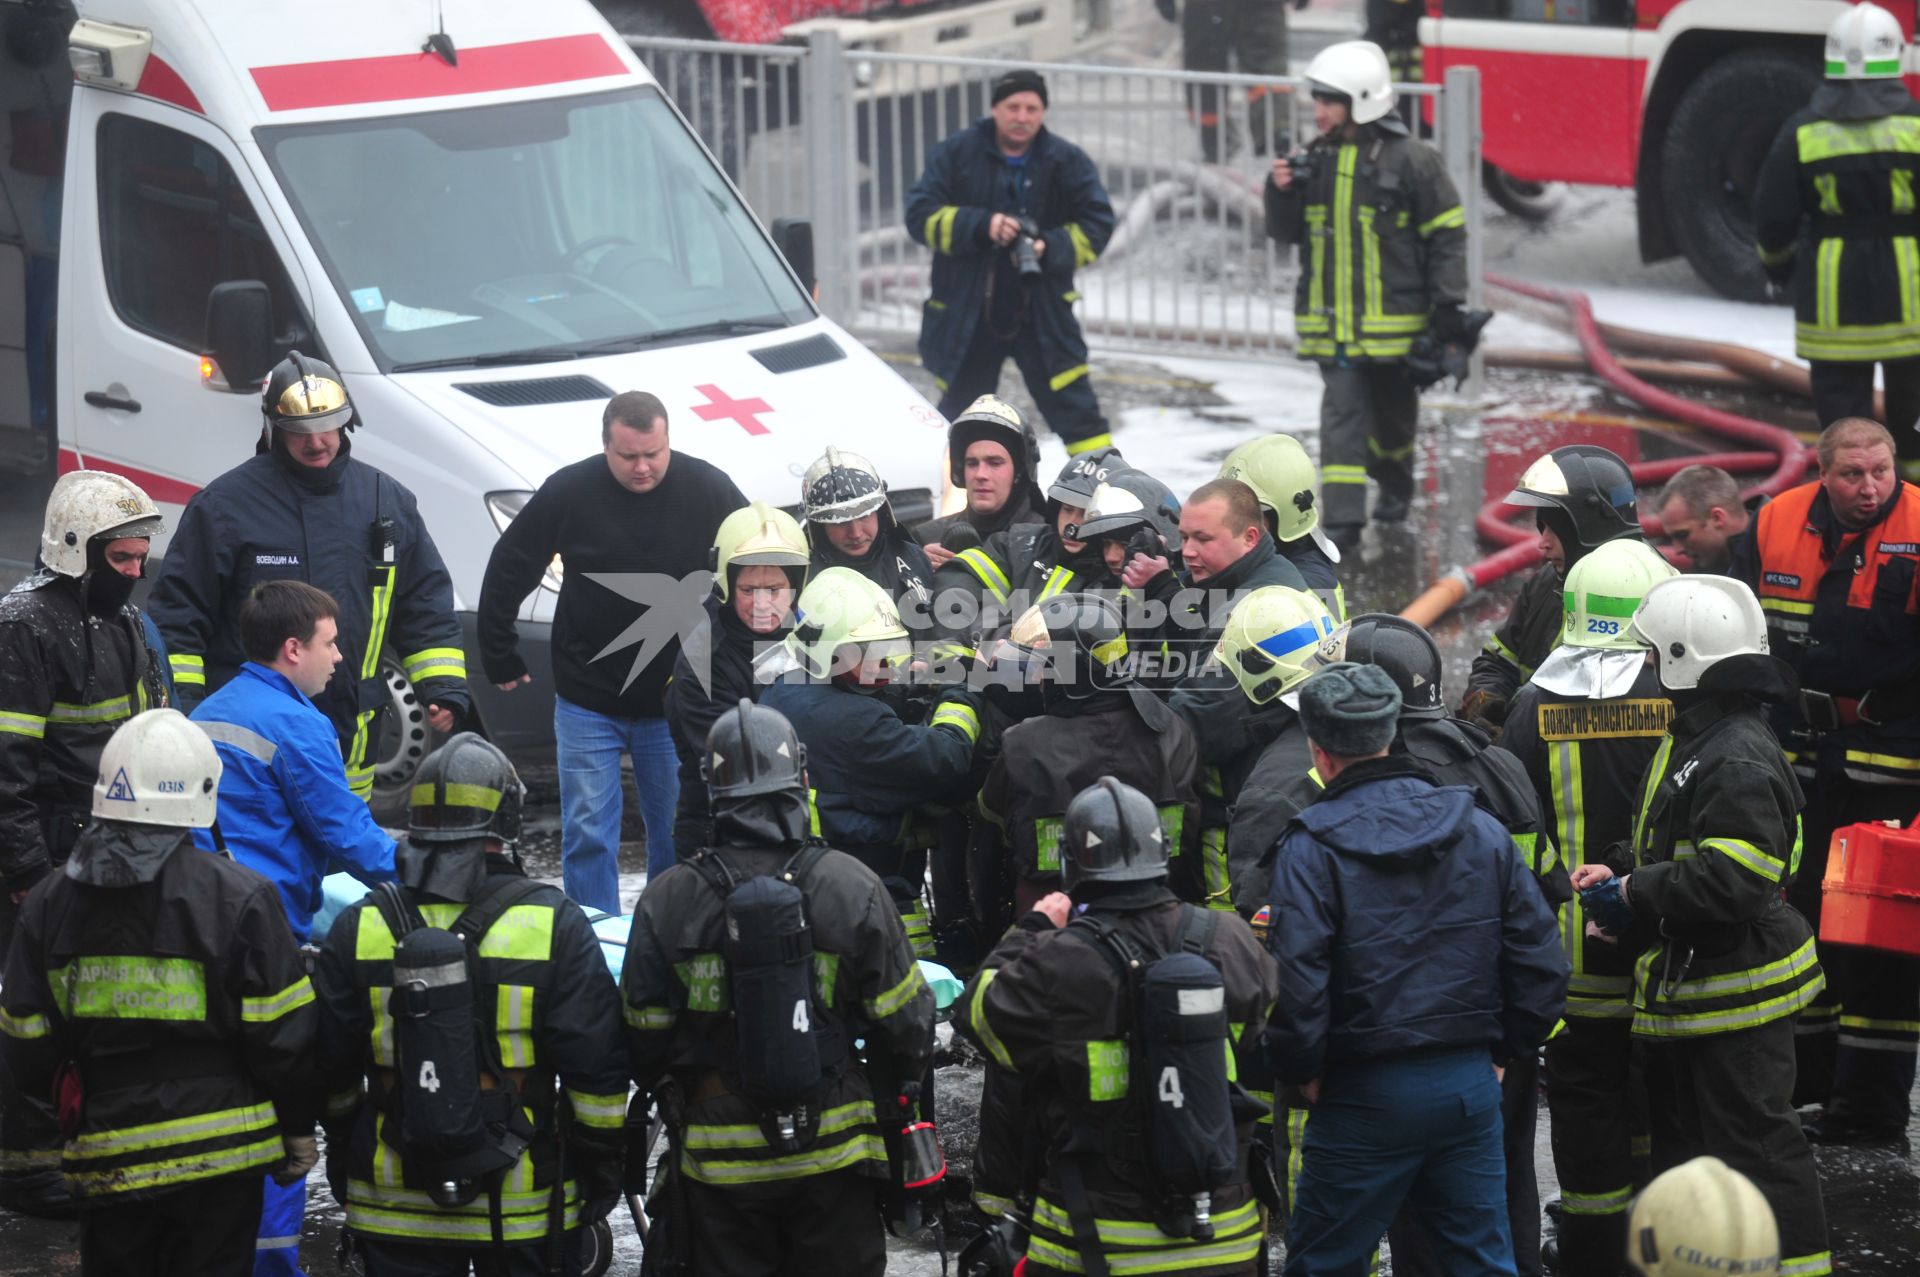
[1827,3,1905,80]
[1627,1156,1778,1277]
[92,709,222,829]
[40,470,163,579]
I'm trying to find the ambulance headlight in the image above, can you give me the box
[485,491,564,593]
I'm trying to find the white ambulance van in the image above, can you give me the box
[44,0,946,799]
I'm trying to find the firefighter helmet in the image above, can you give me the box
[948,394,1043,488]
[1071,470,1185,552]
[787,566,910,678]
[1214,587,1337,706]
[1060,776,1170,891]
[1311,612,1447,718]
[704,699,807,800]
[1827,2,1905,81]
[39,470,164,579]
[1505,445,1640,550]
[712,502,810,601]
[92,709,221,829]
[1304,40,1396,125]
[1627,1157,1779,1277]
[1001,592,1133,701]
[1628,576,1769,692]
[1048,446,1127,509]
[407,733,526,847]
[1219,434,1321,545]
[802,447,892,525]
[1563,540,1679,652]
[262,351,355,435]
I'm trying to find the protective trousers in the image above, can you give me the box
[936,329,1108,452]
[680,1168,886,1277]
[80,1172,264,1277]
[1544,1019,1644,1276]
[1807,358,1920,481]
[1182,0,1291,162]
[1640,1017,1831,1277]
[1385,1054,1543,1277]
[1318,362,1419,532]
[1791,774,1920,1133]
[356,1232,584,1276]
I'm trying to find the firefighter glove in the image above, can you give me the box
[1580,874,1635,937]
[272,1134,319,1185]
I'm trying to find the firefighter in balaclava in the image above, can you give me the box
[1626,1157,1781,1277]
[0,468,165,1218]
[622,700,935,1275]
[917,394,1049,562]
[0,709,319,1275]
[1462,444,1642,736]
[1755,2,1920,480]
[1574,576,1827,1277]
[1219,434,1347,619]
[313,734,630,1275]
[801,446,934,617]
[958,776,1279,1277]
[1497,540,1678,1276]
[149,351,470,800]
[665,501,811,856]
[760,567,987,958]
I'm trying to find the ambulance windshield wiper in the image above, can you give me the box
[389,346,584,372]
[600,318,789,349]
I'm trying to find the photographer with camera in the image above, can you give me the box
[1265,41,1481,556]
[906,69,1117,456]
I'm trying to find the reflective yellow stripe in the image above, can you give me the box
[1561,1185,1634,1216]
[362,566,397,682]
[347,1178,582,1242]
[1024,1226,1264,1274]
[1036,566,1076,603]
[1759,597,1814,616]
[1418,205,1466,237]
[1779,1251,1835,1277]
[67,1103,278,1159]
[1843,749,1920,772]
[623,1003,676,1031]
[1049,364,1090,393]
[955,548,1012,606]
[0,711,46,739]
[1701,836,1785,882]
[1305,207,1328,327]
[1066,221,1098,268]
[925,205,960,255]
[1321,464,1368,486]
[1837,1015,1920,1032]
[1799,115,1920,162]
[1814,173,1842,215]
[169,653,206,686]
[1065,433,1114,456]
[1361,206,1384,327]
[66,1134,282,1193]
[411,781,505,812]
[864,962,927,1020]
[1333,145,1357,345]
[684,1102,872,1152]
[566,1090,626,1130]
[1816,238,1843,332]
[497,984,536,1067]
[1897,169,1916,215]
[930,701,980,743]
[241,976,315,1023]
[1030,1196,1261,1248]
[401,647,467,682]
[0,1007,50,1038]
[1757,241,1796,267]
[682,1125,885,1184]
[49,694,135,724]
[969,968,1016,1070]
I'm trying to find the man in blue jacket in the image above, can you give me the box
[1265,662,1566,1277]
[905,69,1117,454]
[188,578,396,1277]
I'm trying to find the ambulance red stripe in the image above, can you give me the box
[58,447,203,506]
[250,33,625,113]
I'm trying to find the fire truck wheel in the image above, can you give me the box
[1482,161,1565,222]
[1660,48,1821,302]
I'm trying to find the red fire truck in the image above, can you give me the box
[1422,0,1920,300]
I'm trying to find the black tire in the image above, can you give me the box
[580,1216,615,1277]
[368,654,440,826]
[1660,47,1821,301]
[1482,161,1566,222]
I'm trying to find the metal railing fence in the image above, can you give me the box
[628,33,1483,384]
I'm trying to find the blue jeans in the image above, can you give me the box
[1284,1048,1516,1277]
[554,695,679,912]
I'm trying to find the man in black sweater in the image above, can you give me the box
[478,391,745,908]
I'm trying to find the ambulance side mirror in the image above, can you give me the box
[204,281,277,391]
[772,217,815,297]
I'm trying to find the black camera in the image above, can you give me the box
[1011,215,1044,279]
[1284,149,1315,186]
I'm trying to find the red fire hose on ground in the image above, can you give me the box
[1400,275,1818,627]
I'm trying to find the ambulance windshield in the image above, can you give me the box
[257,86,815,372]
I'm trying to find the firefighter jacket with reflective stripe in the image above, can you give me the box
[926,521,1111,658]
[0,821,318,1202]
[1738,479,1920,784]
[1177,696,1299,918]
[809,523,933,617]
[759,678,981,866]
[313,866,630,1245]
[1499,667,1673,1022]
[1625,695,1821,1039]
[189,663,396,943]
[1265,119,1467,362]
[1466,563,1564,713]
[148,443,469,798]
[1265,755,1567,1079]
[905,119,1115,395]
[1400,713,1566,905]
[621,841,932,1187]
[1753,84,1920,363]
[978,691,1203,895]
[0,573,162,889]
[958,899,1279,1276]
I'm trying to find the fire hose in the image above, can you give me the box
[1399,274,1816,628]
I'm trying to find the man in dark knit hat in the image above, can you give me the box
[1263,662,1566,1277]
[905,69,1117,455]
